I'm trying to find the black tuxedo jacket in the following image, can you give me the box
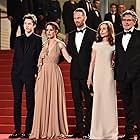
[67,27,96,79]
[114,29,140,81]
[87,9,102,30]
[104,12,123,34]
[11,33,42,79]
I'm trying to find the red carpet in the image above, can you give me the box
[0,50,125,134]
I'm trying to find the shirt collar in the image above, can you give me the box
[124,26,135,33]
[25,31,33,37]
[77,25,87,32]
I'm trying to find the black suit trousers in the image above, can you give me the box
[71,78,92,134]
[118,77,140,134]
[11,74,35,133]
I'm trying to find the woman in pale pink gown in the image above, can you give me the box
[30,22,71,139]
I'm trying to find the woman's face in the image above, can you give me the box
[46,25,57,39]
[99,24,109,38]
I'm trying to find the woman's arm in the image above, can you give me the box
[59,42,72,63]
[87,48,96,88]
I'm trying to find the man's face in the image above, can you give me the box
[73,11,86,28]
[122,15,136,31]
[118,4,126,14]
[95,0,100,10]
[23,19,35,33]
[111,5,117,13]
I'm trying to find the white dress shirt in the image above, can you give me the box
[122,27,134,51]
[75,26,86,52]
[25,31,33,37]
[111,12,115,23]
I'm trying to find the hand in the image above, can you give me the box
[8,16,13,21]
[111,51,116,69]
[111,60,115,70]
[87,80,93,89]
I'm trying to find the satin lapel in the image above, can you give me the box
[72,31,79,54]
[24,33,34,54]
[126,30,137,51]
[119,33,125,52]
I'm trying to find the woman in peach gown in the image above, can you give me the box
[30,22,71,139]
[87,21,118,139]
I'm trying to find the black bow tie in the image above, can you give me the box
[123,31,132,35]
[76,28,86,33]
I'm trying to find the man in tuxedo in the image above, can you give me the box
[67,8,96,138]
[9,14,42,138]
[87,0,102,30]
[7,0,34,49]
[115,10,140,140]
[104,3,122,34]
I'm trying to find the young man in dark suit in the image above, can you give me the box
[115,10,140,140]
[67,8,96,138]
[9,14,42,138]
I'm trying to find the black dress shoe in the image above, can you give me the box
[21,133,30,138]
[118,134,134,140]
[83,134,90,139]
[9,131,22,138]
[71,133,83,138]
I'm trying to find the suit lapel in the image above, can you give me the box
[119,33,125,52]
[126,29,136,51]
[79,27,88,53]
[72,31,79,54]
